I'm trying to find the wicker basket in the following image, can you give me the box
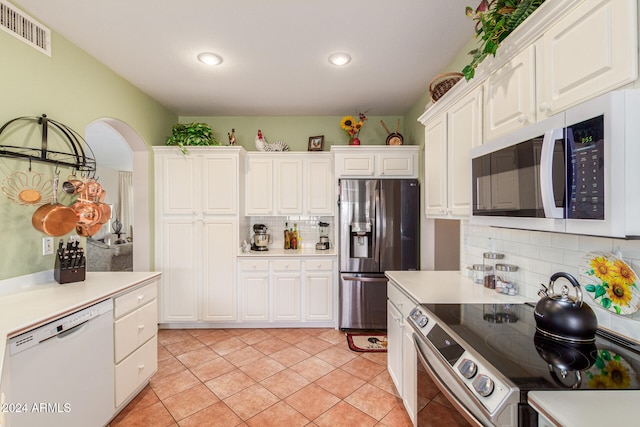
[429,72,463,103]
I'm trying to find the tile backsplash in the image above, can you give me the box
[243,216,335,250]
[461,222,640,342]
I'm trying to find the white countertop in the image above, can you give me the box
[384,270,534,304]
[0,271,161,385]
[528,391,639,426]
[238,247,337,257]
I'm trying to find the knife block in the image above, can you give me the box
[54,256,86,284]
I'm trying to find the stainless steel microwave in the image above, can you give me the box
[470,90,640,238]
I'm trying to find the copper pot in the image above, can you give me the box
[32,174,77,237]
[76,222,103,237]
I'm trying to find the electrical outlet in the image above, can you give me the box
[42,237,54,256]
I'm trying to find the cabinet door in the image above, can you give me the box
[202,219,237,321]
[402,323,417,424]
[304,273,333,321]
[334,152,375,177]
[158,154,198,215]
[377,151,417,177]
[484,45,536,142]
[306,157,334,215]
[245,157,273,215]
[272,273,301,321]
[424,114,448,217]
[386,300,403,394]
[275,158,303,215]
[202,154,238,215]
[241,273,269,321]
[447,87,482,218]
[538,0,637,119]
[160,220,198,322]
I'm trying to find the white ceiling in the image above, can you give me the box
[12,0,476,116]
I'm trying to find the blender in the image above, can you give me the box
[315,221,330,250]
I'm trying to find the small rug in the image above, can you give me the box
[345,332,388,352]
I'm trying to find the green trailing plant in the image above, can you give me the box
[462,0,545,81]
[166,122,220,154]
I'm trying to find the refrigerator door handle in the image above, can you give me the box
[342,276,388,283]
[380,187,387,267]
[374,187,381,264]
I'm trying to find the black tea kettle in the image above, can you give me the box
[534,272,598,342]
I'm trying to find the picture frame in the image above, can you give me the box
[308,135,324,151]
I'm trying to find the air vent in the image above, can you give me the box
[0,0,51,56]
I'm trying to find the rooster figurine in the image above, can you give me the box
[255,129,289,152]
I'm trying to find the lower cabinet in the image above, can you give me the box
[239,257,335,326]
[387,279,418,425]
[113,281,159,408]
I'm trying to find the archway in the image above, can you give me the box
[85,119,151,271]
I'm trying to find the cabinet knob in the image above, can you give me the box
[138,324,145,331]
[317,264,322,269]
[138,364,145,371]
[518,114,527,123]
[539,102,550,112]
[137,295,145,302]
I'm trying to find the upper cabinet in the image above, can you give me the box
[331,146,419,178]
[424,87,483,218]
[245,153,334,216]
[537,0,638,120]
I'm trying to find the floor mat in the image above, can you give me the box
[345,332,388,352]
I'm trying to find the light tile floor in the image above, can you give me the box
[110,328,413,427]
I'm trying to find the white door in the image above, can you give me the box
[538,0,637,119]
[160,219,198,322]
[201,219,237,321]
[484,45,536,142]
[241,273,269,321]
[386,300,403,393]
[306,156,334,215]
[245,157,273,215]
[304,273,333,321]
[276,158,303,215]
[447,87,482,218]
[424,113,448,217]
[402,323,417,424]
[272,273,301,321]
[159,154,198,215]
[202,155,238,215]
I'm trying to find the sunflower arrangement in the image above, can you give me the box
[340,113,367,145]
[583,254,639,314]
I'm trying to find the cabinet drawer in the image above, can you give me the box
[115,335,157,407]
[272,259,301,271]
[304,259,333,271]
[114,301,158,363]
[388,281,416,318]
[114,281,158,319]
[239,259,269,271]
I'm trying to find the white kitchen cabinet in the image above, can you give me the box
[154,147,245,324]
[239,259,270,321]
[332,146,419,178]
[484,45,536,142]
[272,259,302,321]
[387,300,403,391]
[113,281,158,408]
[423,88,482,219]
[537,0,638,120]
[245,153,334,216]
[303,259,334,321]
[401,322,417,424]
[201,219,238,321]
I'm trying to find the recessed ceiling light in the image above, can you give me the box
[328,52,351,66]
[197,52,223,66]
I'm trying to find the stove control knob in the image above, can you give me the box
[416,315,428,328]
[409,307,421,319]
[472,374,494,397]
[459,359,477,379]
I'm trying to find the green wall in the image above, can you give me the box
[0,29,176,280]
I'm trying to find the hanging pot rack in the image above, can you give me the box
[0,114,96,173]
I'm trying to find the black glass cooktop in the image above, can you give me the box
[421,303,640,392]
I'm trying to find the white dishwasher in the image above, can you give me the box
[8,299,114,427]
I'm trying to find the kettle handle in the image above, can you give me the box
[549,272,583,307]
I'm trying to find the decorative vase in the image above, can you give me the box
[349,137,361,146]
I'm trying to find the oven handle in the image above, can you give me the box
[413,333,484,427]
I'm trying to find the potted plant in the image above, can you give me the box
[462,0,546,81]
[166,121,220,154]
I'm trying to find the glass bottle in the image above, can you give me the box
[284,222,290,249]
[483,252,504,289]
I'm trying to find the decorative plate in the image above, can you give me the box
[580,252,640,315]
[584,349,639,389]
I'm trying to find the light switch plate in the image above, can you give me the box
[42,237,54,256]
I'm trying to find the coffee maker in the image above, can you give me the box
[315,221,330,250]
[251,224,270,251]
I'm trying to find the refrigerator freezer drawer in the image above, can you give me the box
[339,274,388,330]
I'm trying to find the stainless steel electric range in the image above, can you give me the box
[407,302,640,427]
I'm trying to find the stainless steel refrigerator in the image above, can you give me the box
[338,179,419,329]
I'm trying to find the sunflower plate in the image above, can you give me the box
[584,349,639,389]
[580,252,640,315]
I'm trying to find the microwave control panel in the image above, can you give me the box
[567,115,605,220]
